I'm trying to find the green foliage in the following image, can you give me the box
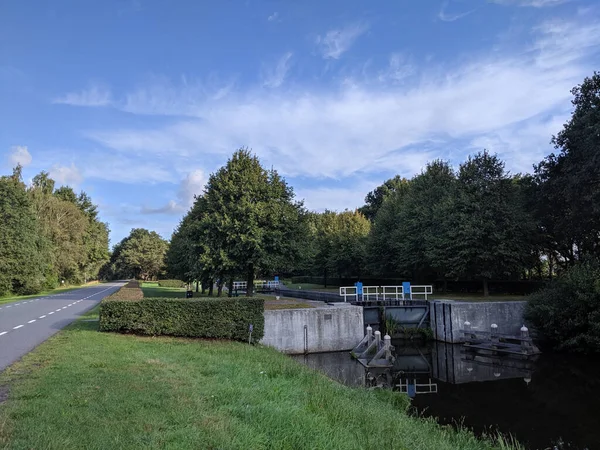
[99,297,265,341]
[105,228,169,280]
[158,279,186,288]
[305,210,371,284]
[525,259,600,352]
[534,72,600,266]
[447,152,536,295]
[0,167,49,295]
[359,175,410,221]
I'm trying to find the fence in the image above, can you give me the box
[339,285,434,302]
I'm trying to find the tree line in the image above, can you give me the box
[163,72,600,297]
[0,166,109,296]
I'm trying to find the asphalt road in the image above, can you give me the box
[0,282,126,372]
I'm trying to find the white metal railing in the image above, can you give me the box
[339,286,358,302]
[381,285,405,300]
[361,286,379,301]
[409,285,433,300]
[396,379,438,395]
[233,281,247,290]
[339,285,434,301]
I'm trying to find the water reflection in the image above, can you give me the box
[292,342,600,450]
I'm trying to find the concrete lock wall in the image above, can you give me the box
[261,304,364,354]
[430,300,527,343]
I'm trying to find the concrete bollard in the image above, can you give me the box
[520,325,529,352]
[374,330,381,349]
[384,334,392,359]
[367,326,373,346]
[490,323,499,345]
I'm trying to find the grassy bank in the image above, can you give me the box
[0,281,101,306]
[0,308,520,450]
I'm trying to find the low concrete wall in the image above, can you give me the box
[430,300,527,343]
[261,304,364,354]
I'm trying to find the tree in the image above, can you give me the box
[201,149,304,296]
[359,175,410,221]
[0,167,49,295]
[446,152,535,296]
[535,72,600,264]
[115,228,169,280]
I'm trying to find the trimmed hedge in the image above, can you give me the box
[99,297,265,341]
[105,281,144,301]
[158,279,186,288]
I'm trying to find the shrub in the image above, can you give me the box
[105,281,143,301]
[158,279,186,288]
[524,259,600,353]
[99,297,265,341]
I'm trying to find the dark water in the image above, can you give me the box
[292,342,600,450]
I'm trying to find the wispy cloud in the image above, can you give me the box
[9,145,32,167]
[82,17,600,182]
[140,200,184,215]
[267,12,279,22]
[53,84,112,107]
[491,0,570,7]
[49,163,83,186]
[262,52,293,88]
[438,1,477,21]
[316,23,369,59]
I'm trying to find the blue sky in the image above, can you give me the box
[1,0,599,246]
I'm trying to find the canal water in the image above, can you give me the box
[292,342,600,450]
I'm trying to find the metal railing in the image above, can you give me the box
[381,285,405,300]
[409,285,433,300]
[339,286,358,302]
[340,285,433,302]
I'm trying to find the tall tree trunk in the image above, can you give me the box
[217,281,223,297]
[208,278,214,296]
[443,279,448,294]
[202,281,207,295]
[228,277,234,297]
[483,278,489,297]
[324,268,328,288]
[246,264,254,297]
[195,280,199,292]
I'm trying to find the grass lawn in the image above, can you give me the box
[0,281,101,306]
[141,282,190,299]
[0,308,520,450]
[284,283,341,293]
[429,293,527,302]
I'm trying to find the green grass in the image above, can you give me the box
[141,282,189,299]
[284,283,341,293]
[0,282,101,306]
[0,308,522,450]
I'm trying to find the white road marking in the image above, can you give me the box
[48,312,54,315]
[55,309,61,312]
[6,305,11,308]
[28,320,36,323]
[39,315,46,319]
[0,332,7,336]
[13,325,23,329]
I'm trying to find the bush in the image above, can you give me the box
[524,260,600,353]
[158,279,186,288]
[99,297,265,341]
[105,281,143,301]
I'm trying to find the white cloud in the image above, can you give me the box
[267,12,279,22]
[53,84,112,107]
[377,53,414,83]
[140,200,184,215]
[316,23,369,59]
[83,17,600,184]
[262,52,293,88]
[438,1,476,22]
[9,145,32,167]
[491,0,570,7]
[139,169,206,216]
[178,169,206,207]
[49,163,83,186]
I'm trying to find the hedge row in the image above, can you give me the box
[158,279,186,288]
[99,297,265,341]
[105,281,143,301]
